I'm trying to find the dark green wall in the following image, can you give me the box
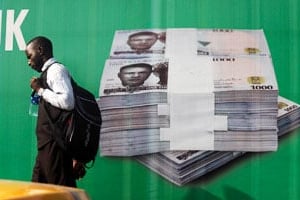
[0,0,299,199]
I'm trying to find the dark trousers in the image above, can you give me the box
[32,140,76,187]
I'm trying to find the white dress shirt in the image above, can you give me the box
[37,58,75,110]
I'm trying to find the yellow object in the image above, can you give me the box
[0,179,89,200]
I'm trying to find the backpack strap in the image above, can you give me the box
[40,62,74,152]
[39,61,58,90]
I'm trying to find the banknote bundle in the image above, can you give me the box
[98,28,279,156]
[163,29,278,151]
[212,55,278,151]
[277,96,300,136]
[136,96,300,186]
[98,57,170,156]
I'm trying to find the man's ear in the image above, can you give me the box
[37,46,44,56]
[127,39,131,46]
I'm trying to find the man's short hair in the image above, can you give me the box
[27,36,53,55]
[128,31,158,40]
[120,63,153,72]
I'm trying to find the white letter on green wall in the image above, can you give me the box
[0,10,2,46]
[5,9,29,51]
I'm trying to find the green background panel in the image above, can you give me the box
[0,0,299,199]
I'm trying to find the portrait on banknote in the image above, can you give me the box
[110,29,166,59]
[100,58,168,96]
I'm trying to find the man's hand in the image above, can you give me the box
[30,77,42,92]
[73,160,86,179]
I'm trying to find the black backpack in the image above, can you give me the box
[41,65,102,176]
[67,79,102,164]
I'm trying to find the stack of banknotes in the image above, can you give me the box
[98,28,279,156]
[99,57,170,156]
[136,96,300,186]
